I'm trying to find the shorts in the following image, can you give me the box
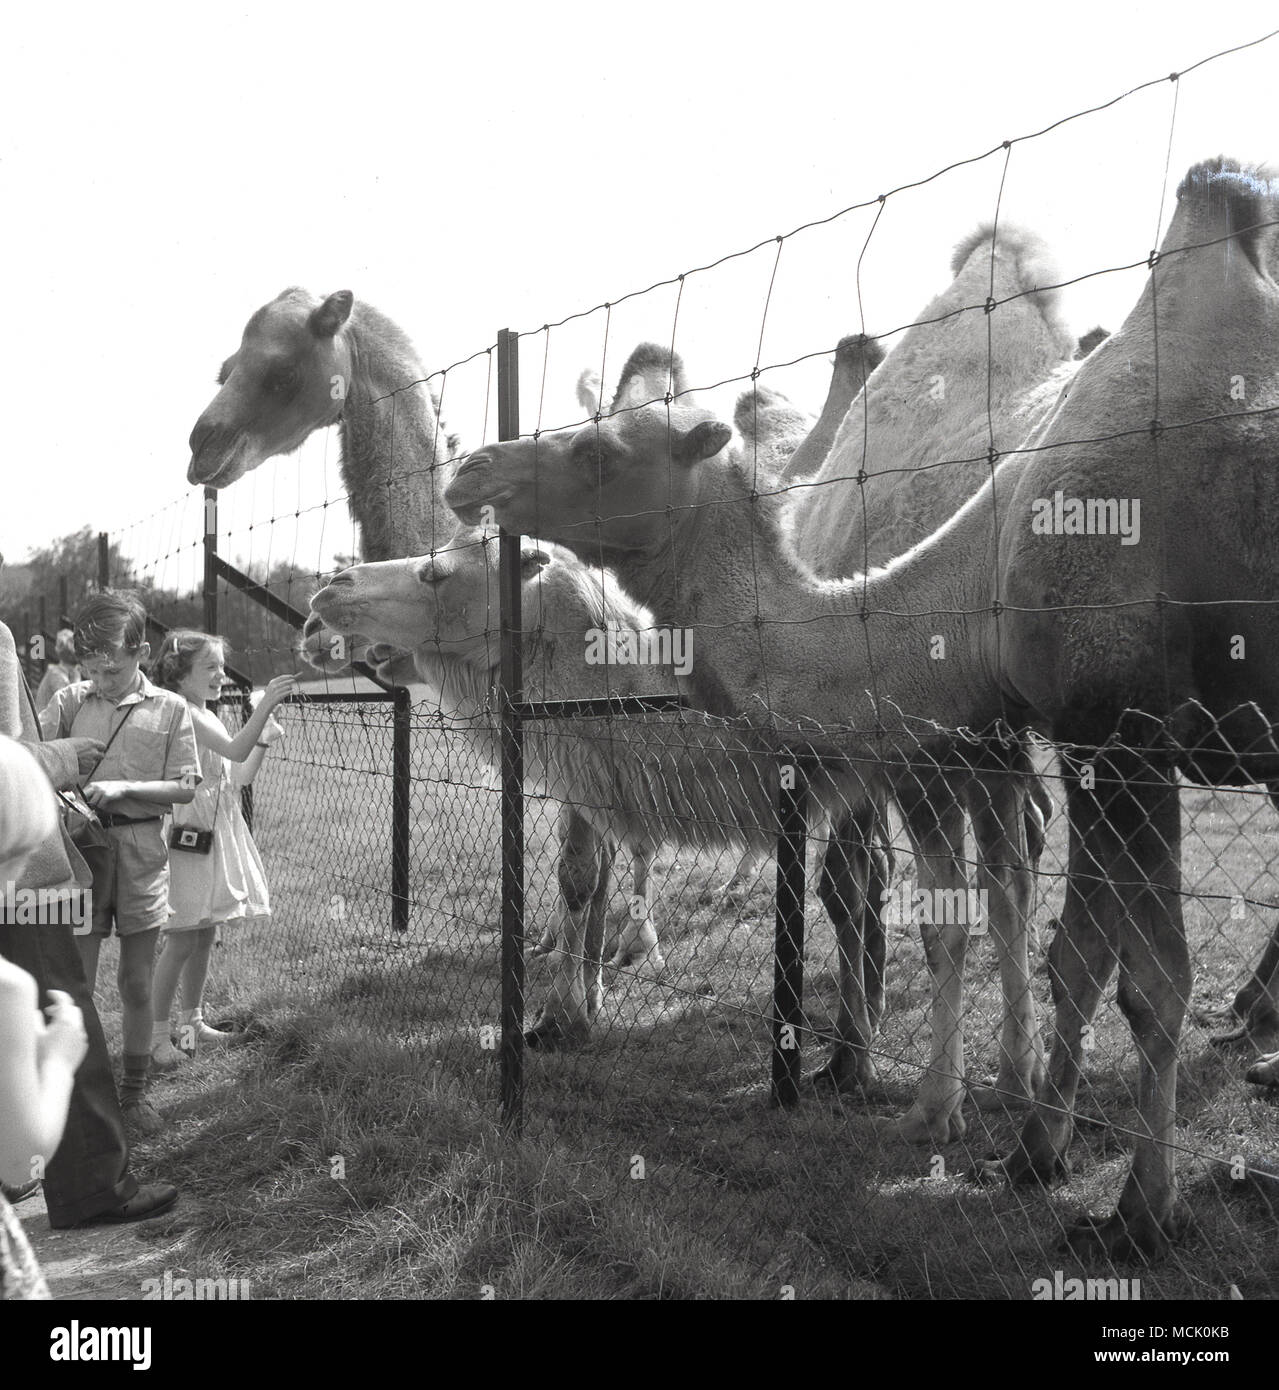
[87,824,171,939]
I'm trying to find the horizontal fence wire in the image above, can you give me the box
[9,26,1278,1300]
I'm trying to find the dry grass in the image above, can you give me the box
[86,702,1279,1299]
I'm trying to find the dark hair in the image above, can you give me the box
[152,630,225,693]
[73,589,147,659]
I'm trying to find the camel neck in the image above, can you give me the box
[612,458,1006,747]
[339,317,455,562]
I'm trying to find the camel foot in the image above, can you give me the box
[1062,1203,1190,1263]
[607,945,666,974]
[869,1105,965,1146]
[524,1011,591,1050]
[1245,1050,1279,1087]
[968,1077,1037,1114]
[809,1046,875,1096]
[977,1111,1071,1187]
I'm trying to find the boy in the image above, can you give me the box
[42,591,200,1135]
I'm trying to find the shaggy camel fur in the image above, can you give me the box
[310,532,860,1042]
[445,157,1279,1258]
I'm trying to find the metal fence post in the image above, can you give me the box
[239,685,255,833]
[496,328,524,1135]
[772,765,808,1108]
[391,685,411,935]
[203,488,218,636]
[97,533,110,590]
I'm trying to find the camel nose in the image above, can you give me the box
[326,571,355,587]
[189,420,213,455]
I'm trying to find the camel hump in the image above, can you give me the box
[610,343,687,411]
[1176,157,1277,276]
[833,334,886,375]
[949,221,1060,282]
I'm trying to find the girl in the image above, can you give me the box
[149,632,298,1067]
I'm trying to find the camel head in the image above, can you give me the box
[298,607,419,686]
[446,402,731,566]
[444,342,723,564]
[188,288,357,488]
[309,533,552,659]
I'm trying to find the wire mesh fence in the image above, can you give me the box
[11,27,1279,1299]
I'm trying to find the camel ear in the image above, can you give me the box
[520,548,553,581]
[310,291,354,339]
[673,420,732,464]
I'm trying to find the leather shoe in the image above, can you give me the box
[64,1182,180,1227]
[2,1179,40,1204]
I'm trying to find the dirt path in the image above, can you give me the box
[21,1186,197,1301]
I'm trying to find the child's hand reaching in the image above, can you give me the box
[260,674,301,709]
[36,990,88,1076]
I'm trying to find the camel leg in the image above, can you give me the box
[965,769,1046,1112]
[810,799,882,1094]
[607,843,665,972]
[1068,759,1190,1260]
[582,839,612,1020]
[993,759,1121,1189]
[530,811,590,958]
[526,809,603,1048]
[1003,753,1191,1260]
[1203,785,1279,1052]
[880,777,970,1145]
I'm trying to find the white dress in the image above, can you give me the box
[166,739,271,931]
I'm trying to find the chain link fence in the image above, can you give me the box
[15,28,1278,1299]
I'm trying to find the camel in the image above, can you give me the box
[187,289,661,985]
[453,225,1075,1143]
[308,530,863,1041]
[444,157,1279,1257]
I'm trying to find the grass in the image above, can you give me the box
[86,701,1279,1299]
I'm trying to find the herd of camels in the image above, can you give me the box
[186,156,1278,1263]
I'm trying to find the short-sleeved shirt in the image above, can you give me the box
[41,672,201,821]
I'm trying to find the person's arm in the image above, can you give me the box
[229,711,283,787]
[188,675,299,764]
[0,965,86,1187]
[83,777,195,809]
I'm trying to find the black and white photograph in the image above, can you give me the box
[1,0,1277,1344]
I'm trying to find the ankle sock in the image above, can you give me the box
[119,1052,151,1106]
[151,1021,172,1045]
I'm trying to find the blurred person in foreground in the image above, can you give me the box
[0,735,86,1297]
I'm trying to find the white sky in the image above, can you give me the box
[1,1,1275,594]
